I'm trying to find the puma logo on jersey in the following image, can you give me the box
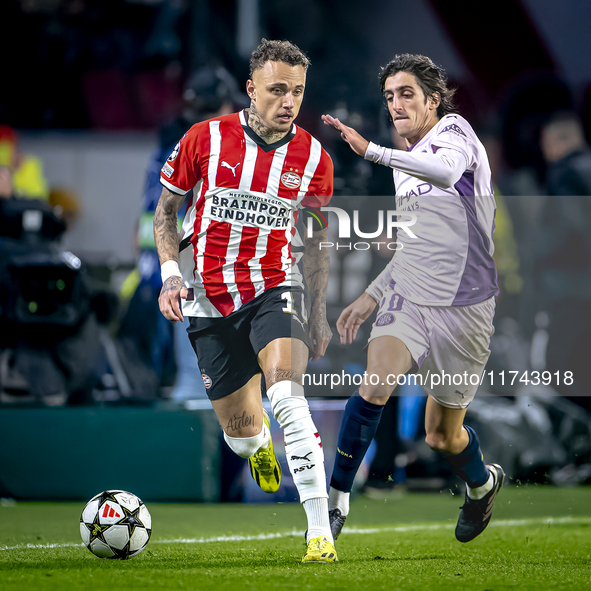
[291,452,313,462]
[221,161,241,176]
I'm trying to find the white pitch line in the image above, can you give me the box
[1,516,590,552]
[0,542,84,551]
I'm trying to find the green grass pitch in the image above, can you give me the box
[1,486,590,590]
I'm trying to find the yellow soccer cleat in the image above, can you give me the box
[248,410,281,493]
[302,535,338,564]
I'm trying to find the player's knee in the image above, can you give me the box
[359,377,393,405]
[425,431,456,454]
[359,365,399,404]
[223,428,265,459]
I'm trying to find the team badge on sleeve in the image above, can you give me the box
[162,162,174,178]
[167,142,180,162]
[440,123,466,137]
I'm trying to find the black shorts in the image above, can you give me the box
[187,287,309,401]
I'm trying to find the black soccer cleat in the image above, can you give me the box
[329,508,347,541]
[303,508,347,543]
[455,463,504,543]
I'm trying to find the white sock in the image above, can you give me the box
[303,497,333,544]
[266,381,327,503]
[467,470,494,500]
[260,411,271,449]
[328,486,350,517]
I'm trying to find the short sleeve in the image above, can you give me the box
[159,125,202,195]
[301,149,334,208]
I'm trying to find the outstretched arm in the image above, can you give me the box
[322,114,467,188]
[321,114,369,156]
[334,257,396,346]
[154,187,187,322]
[302,227,332,361]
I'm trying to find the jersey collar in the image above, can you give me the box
[239,109,296,153]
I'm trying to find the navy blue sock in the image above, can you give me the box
[330,391,384,493]
[443,425,489,488]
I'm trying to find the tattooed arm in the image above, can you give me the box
[302,227,332,361]
[154,187,186,322]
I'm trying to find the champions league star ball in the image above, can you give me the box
[80,490,152,559]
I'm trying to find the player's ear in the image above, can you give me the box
[429,92,441,111]
[246,79,256,100]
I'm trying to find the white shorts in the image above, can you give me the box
[368,290,495,409]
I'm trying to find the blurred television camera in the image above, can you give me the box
[0,178,115,405]
[0,194,89,340]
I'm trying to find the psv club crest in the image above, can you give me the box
[281,171,302,189]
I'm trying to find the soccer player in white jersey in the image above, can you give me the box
[322,54,504,543]
[154,40,337,563]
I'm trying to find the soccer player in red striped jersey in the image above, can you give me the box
[154,40,337,563]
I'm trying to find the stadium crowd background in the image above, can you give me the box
[1,0,591,502]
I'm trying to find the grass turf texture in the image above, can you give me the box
[1,486,590,590]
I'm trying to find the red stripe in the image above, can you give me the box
[234,226,259,304]
[301,145,333,208]
[261,229,287,290]
[216,135,246,189]
[202,221,235,316]
[190,127,212,280]
[277,131,311,200]
[102,504,109,518]
[249,148,275,193]
[314,431,322,448]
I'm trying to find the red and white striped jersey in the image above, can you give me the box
[159,110,333,317]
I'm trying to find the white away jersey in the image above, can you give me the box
[390,114,498,306]
[160,110,333,317]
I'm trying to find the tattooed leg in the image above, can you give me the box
[259,338,329,507]
[211,374,270,458]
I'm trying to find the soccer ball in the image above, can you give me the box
[80,490,152,559]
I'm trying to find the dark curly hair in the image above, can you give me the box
[379,54,456,118]
[249,39,311,77]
